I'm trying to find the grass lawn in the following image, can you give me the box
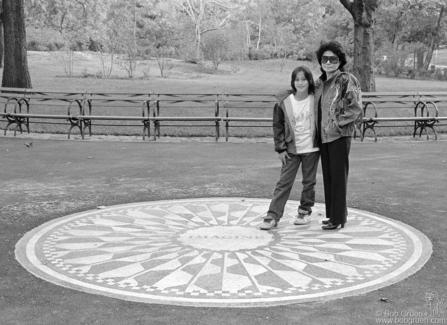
[22,51,447,93]
[1,51,446,138]
[432,48,447,66]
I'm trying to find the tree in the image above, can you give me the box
[339,0,379,92]
[173,0,237,61]
[422,1,447,70]
[202,29,230,69]
[0,23,3,68]
[375,0,447,72]
[2,0,32,88]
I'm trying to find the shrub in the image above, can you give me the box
[248,47,271,60]
[179,40,198,64]
[376,42,413,78]
[26,27,65,51]
[434,69,446,81]
[202,31,230,70]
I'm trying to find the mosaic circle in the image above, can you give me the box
[15,198,432,307]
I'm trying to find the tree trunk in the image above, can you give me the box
[2,0,32,88]
[256,18,262,50]
[422,5,445,71]
[353,22,376,91]
[0,23,3,68]
[195,23,202,61]
[340,0,378,92]
[417,51,424,70]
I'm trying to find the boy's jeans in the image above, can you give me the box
[266,151,320,221]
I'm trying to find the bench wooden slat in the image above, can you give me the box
[8,113,77,119]
[152,117,220,121]
[370,117,437,122]
[222,117,272,122]
[80,116,150,121]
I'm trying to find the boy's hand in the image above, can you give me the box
[278,151,290,165]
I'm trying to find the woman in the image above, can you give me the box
[260,66,320,230]
[314,41,362,230]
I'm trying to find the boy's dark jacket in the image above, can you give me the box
[272,92,318,154]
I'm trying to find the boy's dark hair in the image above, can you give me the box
[291,66,315,94]
[316,41,348,79]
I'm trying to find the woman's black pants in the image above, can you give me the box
[320,136,351,225]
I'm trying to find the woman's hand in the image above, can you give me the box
[278,151,290,165]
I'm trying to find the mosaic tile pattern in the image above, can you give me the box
[16,198,431,307]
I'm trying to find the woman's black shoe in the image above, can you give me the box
[322,222,345,230]
[322,219,330,225]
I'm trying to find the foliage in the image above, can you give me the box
[375,0,447,70]
[376,42,413,77]
[224,25,247,60]
[96,50,115,79]
[202,30,230,69]
[171,0,240,61]
[57,49,75,77]
[154,47,176,77]
[22,0,447,80]
[115,48,140,79]
[27,27,65,51]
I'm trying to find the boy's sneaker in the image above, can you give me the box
[259,219,278,230]
[294,213,310,225]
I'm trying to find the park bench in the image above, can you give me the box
[221,94,276,141]
[2,88,446,141]
[357,91,442,141]
[151,94,222,141]
[80,92,152,140]
[0,87,85,138]
[417,91,447,132]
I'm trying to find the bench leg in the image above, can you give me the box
[424,124,437,141]
[14,124,23,136]
[432,126,438,140]
[153,121,160,140]
[364,128,378,142]
[13,118,28,136]
[413,121,433,140]
[82,119,92,137]
[362,122,377,142]
[68,125,73,139]
[4,119,16,135]
[68,120,83,140]
[215,121,220,142]
[153,121,158,141]
[80,122,84,139]
[142,120,150,141]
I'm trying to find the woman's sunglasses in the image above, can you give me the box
[322,56,339,64]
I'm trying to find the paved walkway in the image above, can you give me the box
[2,131,447,143]
[1,134,446,324]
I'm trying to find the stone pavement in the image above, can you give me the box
[1,133,446,325]
[2,131,447,143]
[15,198,431,308]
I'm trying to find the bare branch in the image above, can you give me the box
[200,27,219,35]
[200,13,231,35]
[209,0,238,10]
[73,0,88,17]
[218,13,232,27]
[175,0,196,20]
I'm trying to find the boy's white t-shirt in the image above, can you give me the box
[290,95,319,154]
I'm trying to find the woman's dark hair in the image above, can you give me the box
[291,65,315,94]
[315,41,348,80]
